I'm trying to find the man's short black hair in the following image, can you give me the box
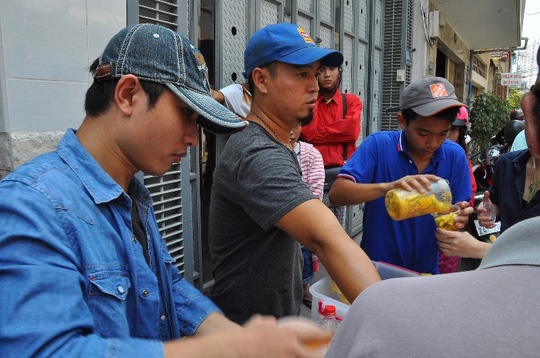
[401,107,460,125]
[84,58,167,117]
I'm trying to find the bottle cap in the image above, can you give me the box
[323,305,336,316]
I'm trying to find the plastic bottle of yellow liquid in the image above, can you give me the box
[385,178,452,220]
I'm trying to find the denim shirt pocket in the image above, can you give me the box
[87,270,132,336]
[89,273,131,300]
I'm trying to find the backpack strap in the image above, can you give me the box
[342,93,348,162]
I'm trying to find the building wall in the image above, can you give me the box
[410,1,496,105]
[424,5,470,101]
[472,53,491,91]
[410,2,436,79]
[0,0,126,177]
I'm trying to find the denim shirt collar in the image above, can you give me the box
[57,129,151,206]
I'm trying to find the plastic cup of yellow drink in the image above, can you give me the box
[277,316,333,355]
[432,205,460,231]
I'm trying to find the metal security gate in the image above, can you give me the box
[143,165,189,275]
[381,0,414,131]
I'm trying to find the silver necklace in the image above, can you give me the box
[250,111,286,145]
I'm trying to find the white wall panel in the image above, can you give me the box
[0,0,126,132]
[7,79,86,132]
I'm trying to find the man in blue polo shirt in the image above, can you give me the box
[329,77,472,274]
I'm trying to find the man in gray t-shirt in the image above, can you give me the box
[209,123,314,323]
[209,23,380,324]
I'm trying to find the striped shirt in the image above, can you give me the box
[294,141,325,201]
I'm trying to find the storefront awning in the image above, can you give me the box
[431,0,524,50]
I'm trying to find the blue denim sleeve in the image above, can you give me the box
[168,263,222,336]
[0,181,165,357]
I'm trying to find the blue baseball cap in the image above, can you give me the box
[94,24,248,135]
[244,23,343,79]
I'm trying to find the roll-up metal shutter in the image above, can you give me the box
[381,0,413,131]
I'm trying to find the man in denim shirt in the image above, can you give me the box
[0,24,331,357]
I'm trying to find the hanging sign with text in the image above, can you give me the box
[500,73,521,87]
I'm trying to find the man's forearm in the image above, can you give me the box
[329,179,391,206]
[195,312,242,336]
[314,225,381,302]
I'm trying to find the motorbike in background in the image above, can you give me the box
[471,119,525,193]
[471,145,498,194]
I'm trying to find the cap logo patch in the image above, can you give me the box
[297,27,314,44]
[429,83,448,98]
[194,51,207,68]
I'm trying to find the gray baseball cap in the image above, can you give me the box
[400,77,465,117]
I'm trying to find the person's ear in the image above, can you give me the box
[397,112,407,130]
[251,67,269,95]
[114,74,141,116]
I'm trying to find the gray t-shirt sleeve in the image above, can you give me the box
[213,124,316,231]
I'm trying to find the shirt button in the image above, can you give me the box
[132,237,137,243]
[117,285,124,294]
[142,289,150,297]
[160,315,166,321]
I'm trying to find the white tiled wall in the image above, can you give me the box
[0,0,126,133]
[0,0,127,173]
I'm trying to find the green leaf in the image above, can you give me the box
[469,93,511,153]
